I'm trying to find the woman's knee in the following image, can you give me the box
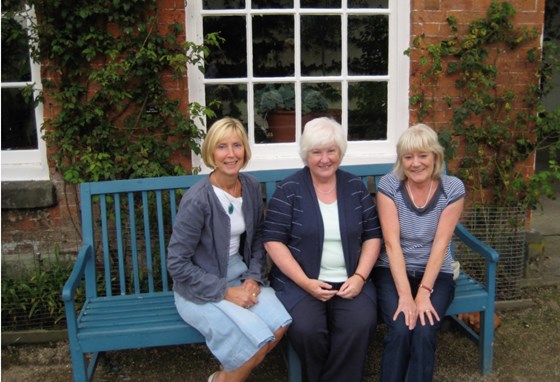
[385,319,411,344]
[413,322,439,345]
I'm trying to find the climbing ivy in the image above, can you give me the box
[3,0,221,183]
[408,1,560,209]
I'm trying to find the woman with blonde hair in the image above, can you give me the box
[168,117,291,382]
[373,123,465,381]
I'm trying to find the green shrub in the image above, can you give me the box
[1,253,80,331]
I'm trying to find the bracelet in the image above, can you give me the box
[354,272,367,283]
[419,283,434,294]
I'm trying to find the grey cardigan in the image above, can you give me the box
[167,173,266,303]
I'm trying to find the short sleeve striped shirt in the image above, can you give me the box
[375,172,465,274]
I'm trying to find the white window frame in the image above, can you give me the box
[186,1,409,172]
[1,6,49,181]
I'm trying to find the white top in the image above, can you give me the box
[213,186,245,256]
[317,199,347,282]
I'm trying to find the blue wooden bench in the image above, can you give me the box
[62,163,499,381]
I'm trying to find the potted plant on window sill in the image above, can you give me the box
[257,84,332,142]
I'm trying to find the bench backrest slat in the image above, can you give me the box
[79,163,397,297]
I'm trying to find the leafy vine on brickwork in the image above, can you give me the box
[408,1,560,209]
[3,0,221,183]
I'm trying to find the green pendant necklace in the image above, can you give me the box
[213,174,239,215]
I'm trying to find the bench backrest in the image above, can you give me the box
[79,163,395,299]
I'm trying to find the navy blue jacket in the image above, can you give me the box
[263,167,381,311]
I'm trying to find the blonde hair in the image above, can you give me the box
[299,117,347,166]
[393,123,445,180]
[201,118,251,169]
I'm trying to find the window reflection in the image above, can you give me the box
[1,88,38,150]
[253,15,294,77]
[348,0,389,8]
[348,81,387,140]
[1,11,37,151]
[253,0,292,8]
[205,83,248,128]
[348,15,388,75]
[301,16,341,76]
[301,0,340,8]
[1,16,31,82]
[204,16,247,78]
[203,0,244,10]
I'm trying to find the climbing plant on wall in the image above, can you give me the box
[409,1,559,209]
[3,0,220,183]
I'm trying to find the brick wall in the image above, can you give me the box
[1,1,546,262]
[409,0,545,183]
[1,1,188,266]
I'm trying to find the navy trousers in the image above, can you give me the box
[287,289,377,382]
[373,267,455,382]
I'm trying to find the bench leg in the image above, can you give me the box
[68,345,101,382]
[68,346,88,382]
[479,309,495,375]
[286,340,302,382]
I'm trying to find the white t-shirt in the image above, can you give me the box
[317,199,347,282]
[213,186,245,256]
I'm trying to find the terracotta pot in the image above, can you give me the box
[266,110,296,142]
[266,110,341,143]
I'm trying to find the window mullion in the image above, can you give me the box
[294,5,302,139]
[341,0,348,131]
[246,9,255,144]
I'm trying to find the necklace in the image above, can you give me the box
[213,174,239,215]
[314,182,336,195]
[406,179,434,209]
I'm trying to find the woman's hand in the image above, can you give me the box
[336,274,365,299]
[242,279,261,297]
[225,282,258,309]
[304,279,338,302]
[393,294,418,330]
[415,290,440,326]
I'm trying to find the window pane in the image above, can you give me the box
[1,15,32,82]
[253,15,294,77]
[348,15,388,75]
[253,0,292,8]
[302,83,341,123]
[203,0,243,10]
[348,81,387,140]
[1,87,38,150]
[301,16,341,76]
[301,0,340,8]
[348,0,388,8]
[205,83,247,128]
[255,83,296,143]
[204,16,247,78]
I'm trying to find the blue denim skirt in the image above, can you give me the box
[174,254,292,371]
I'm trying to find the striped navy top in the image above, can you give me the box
[375,172,465,274]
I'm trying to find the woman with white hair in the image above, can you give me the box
[263,117,382,382]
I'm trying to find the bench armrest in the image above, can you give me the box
[454,223,499,296]
[454,223,499,264]
[62,244,93,303]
